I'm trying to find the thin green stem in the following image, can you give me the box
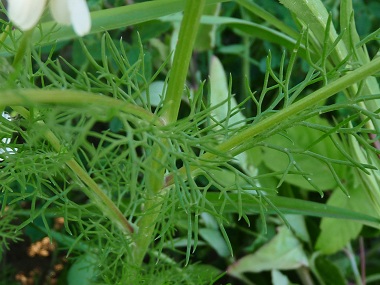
[164,56,380,187]
[236,0,299,40]
[12,106,134,235]
[0,24,11,46]
[296,267,315,285]
[0,89,162,126]
[345,244,364,285]
[12,30,33,68]
[3,88,163,236]
[132,0,206,268]
[204,56,380,157]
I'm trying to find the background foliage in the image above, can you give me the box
[1,0,380,284]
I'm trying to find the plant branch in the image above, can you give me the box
[159,0,206,123]
[164,56,380,187]
[0,89,163,126]
[132,0,206,269]
[12,106,135,235]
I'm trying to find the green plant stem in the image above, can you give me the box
[164,55,380,187]
[296,267,315,285]
[3,88,163,234]
[12,106,135,234]
[132,0,206,268]
[210,56,380,155]
[160,1,206,122]
[0,89,162,126]
[280,0,380,132]
[345,243,364,285]
[12,30,33,68]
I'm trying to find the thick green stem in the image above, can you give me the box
[160,0,206,123]
[132,0,206,268]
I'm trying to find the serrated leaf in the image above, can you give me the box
[228,226,308,277]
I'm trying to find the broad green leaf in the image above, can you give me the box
[284,214,310,243]
[199,213,230,257]
[312,255,346,285]
[203,168,266,193]
[315,189,362,254]
[316,168,378,254]
[199,228,230,257]
[340,1,380,126]
[209,55,245,129]
[271,270,291,285]
[67,253,98,285]
[261,117,345,191]
[133,20,171,43]
[140,81,166,107]
[194,4,220,51]
[349,134,380,217]
[209,55,260,177]
[279,0,380,131]
[235,0,299,40]
[201,212,219,230]
[228,226,308,277]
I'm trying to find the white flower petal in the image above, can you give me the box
[49,0,71,25]
[67,0,91,36]
[8,0,47,31]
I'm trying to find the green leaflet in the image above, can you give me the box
[194,3,220,52]
[67,253,99,285]
[312,255,346,285]
[209,55,261,175]
[261,117,346,191]
[316,170,380,254]
[315,188,363,254]
[271,270,292,285]
[228,226,308,277]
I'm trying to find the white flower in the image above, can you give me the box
[7,0,91,36]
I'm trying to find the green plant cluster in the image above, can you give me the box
[1,0,380,284]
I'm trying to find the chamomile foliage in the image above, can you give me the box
[1,1,380,283]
